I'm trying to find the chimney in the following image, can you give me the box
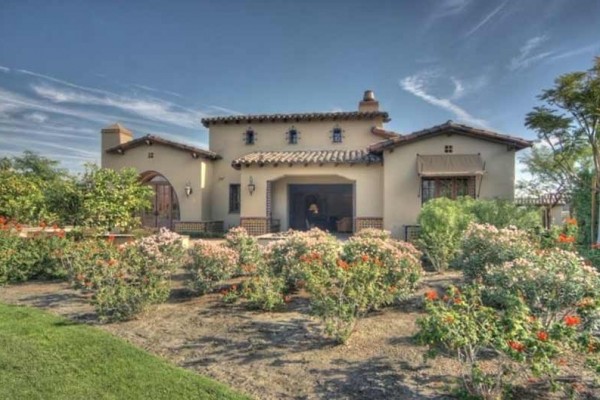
[358,90,379,112]
[101,123,133,166]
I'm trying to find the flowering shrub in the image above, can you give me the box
[459,223,536,281]
[341,235,422,301]
[266,228,341,288]
[485,248,600,326]
[225,226,261,275]
[353,228,392,241]
[242,273,287,311]
[302,249,421,343]
[64,229,185,321]
[0,218,71,284]
[186,241,238,294]
[415,285,594,399]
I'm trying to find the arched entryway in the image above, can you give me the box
[140,171,180,229]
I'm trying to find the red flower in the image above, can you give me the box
[565,217,577,226]
[557,233,575,244]
[564,315,581,327]
[425,290,438,301]
[108,234,116,243]
[337,259,350,271]
[453,297,462,305]
[536,331,548,341]
[508,340,525,352]
[360,254,369,262]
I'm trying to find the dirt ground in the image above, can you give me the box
[1,271,598,400]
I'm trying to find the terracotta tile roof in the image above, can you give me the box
[371,127,401,139]
[201,111,390,127]
[369,121,533,152]
[105,134,220,160]
[231,149,382,170]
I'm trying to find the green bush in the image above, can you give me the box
[417,197,473,272]
[64,229,185,321]
[186,241,238,294]
[0,220,72,284]
[80,165,153,232]
[225,226,261,275]
[242,273,287,311]
[303,254,399,343]
[417,198,541,272]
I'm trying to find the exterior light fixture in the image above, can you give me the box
[184,182,193,197]
[247,176,256,196]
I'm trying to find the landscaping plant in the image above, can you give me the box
[64,228,185,321]
[0,218,71,284]
[225,226,261,275]
[416,285,599,399]
[186,240,238,294]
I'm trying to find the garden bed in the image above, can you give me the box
[1,271,597,399]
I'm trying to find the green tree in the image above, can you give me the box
[80,165,153,232]
[525,57,600,243]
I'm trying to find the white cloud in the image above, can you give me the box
[400,72,489,128]
[549,43,600,61]
[0,65,9,73]
[509,35,553,71]
[23,112,48,124]
[450,77,465,99]
[132,84,182,98]
[32,84,205,129]
[464,0,508,37]
[431,0,471,20]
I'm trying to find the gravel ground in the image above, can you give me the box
[1,271,598,399]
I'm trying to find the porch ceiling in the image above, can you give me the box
[231,149,382,170]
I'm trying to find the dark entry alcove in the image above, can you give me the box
[288,184,353,232]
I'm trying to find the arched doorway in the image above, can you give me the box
[140,171,180,229]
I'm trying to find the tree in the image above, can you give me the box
[524,57,600,243]
[80,165,153,232]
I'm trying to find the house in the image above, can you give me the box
[101,90,532,238]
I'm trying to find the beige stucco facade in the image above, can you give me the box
[382,134,516,237]
[100,91,531,237]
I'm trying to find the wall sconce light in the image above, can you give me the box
[247,176,256,196]
[184,182,193,197]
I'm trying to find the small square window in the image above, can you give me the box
[332,127,343,143]
[148,152,154,159]
[444,145,453,153]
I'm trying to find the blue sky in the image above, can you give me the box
[0,0,599,173]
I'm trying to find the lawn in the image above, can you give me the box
[0,302,249,400]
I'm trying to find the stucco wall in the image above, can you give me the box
[382,134,517,238]
[234,164,382,230]
[208,118,386,227]
[102,144,212,222]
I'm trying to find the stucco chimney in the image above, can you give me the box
[358,90,379,112]
[101,122,133,152]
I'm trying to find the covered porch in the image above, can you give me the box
[232,150,384,236]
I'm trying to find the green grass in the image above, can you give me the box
[0,303,250,400]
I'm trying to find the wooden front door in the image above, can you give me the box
[141,174,179,229]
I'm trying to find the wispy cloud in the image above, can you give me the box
[509,35,553,70]
[430,0,471,20]
[400,71,488,128]
[31,84,205,129]
[464,0,508,37]
[0,65,9,73]
[23,112,48,124]
[132,84,183,98]
[549,43,600,61]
